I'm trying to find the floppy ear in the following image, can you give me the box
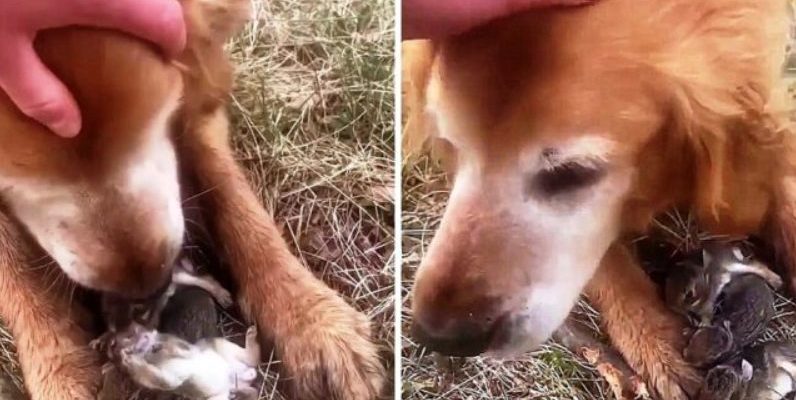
[686,84,794,245]
[647,2,789,226]
[681,85,789,223]
[176,0,251,116]
[402,40,436,161]
[183,0,251,43]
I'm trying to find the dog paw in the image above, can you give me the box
[23,346,100,400]
[270,297,385,400]
[620,320,701,400]
[644,359,700,400]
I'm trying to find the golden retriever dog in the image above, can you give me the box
[404,0,791,398]
[0,0,384,399]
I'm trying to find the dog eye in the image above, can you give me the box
[531,161,606,196]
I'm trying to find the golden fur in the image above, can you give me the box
[0,0,385,398]
[404,0,793,398]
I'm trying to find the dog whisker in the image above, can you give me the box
[181,187,218,205]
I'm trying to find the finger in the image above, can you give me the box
[65,0,186,57]
[0,35,81,137]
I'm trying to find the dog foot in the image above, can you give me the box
[268,296,385,400]
[589,245,702,400]
[22,345,100,400]
[617,319,701,400]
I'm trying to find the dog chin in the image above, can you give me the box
[485,304,576,359]
[483,321,561,359]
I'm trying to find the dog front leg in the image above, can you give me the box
[178,110,385,400]
[585,243,700,400]
[0,212,100,399]
[767,176,796,293]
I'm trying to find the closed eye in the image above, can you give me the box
[530,160,606,197]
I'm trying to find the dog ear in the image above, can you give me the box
[648,3,789,225]
[183,0,251,43]
[697,82,796,291]
[670,79,791,228]
[402,40,436,161]
[175,0,251,119]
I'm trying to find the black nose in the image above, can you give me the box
[411,315,500,357]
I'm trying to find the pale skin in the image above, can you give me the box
[0,0,185,137]
[402,0,596,39]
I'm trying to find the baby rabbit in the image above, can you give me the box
[665,241,781,325]
[737,342,796,400]
[697,359,753,400]
[109,322,261,400]
[96,258,233,349]
[95,258,234,399]
[683,274,775,367]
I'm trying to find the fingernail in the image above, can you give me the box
[50,117,81,138]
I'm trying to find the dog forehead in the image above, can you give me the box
[429,7,673,155]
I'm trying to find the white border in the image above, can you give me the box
[393,0,403,396]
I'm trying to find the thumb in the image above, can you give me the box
[0,34,81,137]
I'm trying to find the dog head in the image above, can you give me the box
[407,0,788,356]
[0,30,184,298]
[0,0,248,298]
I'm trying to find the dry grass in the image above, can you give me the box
[0,0,394,398]
[227,0,394,397]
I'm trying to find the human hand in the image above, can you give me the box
[403,0,597,40]
[0,0,186,137]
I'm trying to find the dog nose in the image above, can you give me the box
[411,307,502,357]
[115,239,179,299]
[411,320,497,357]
